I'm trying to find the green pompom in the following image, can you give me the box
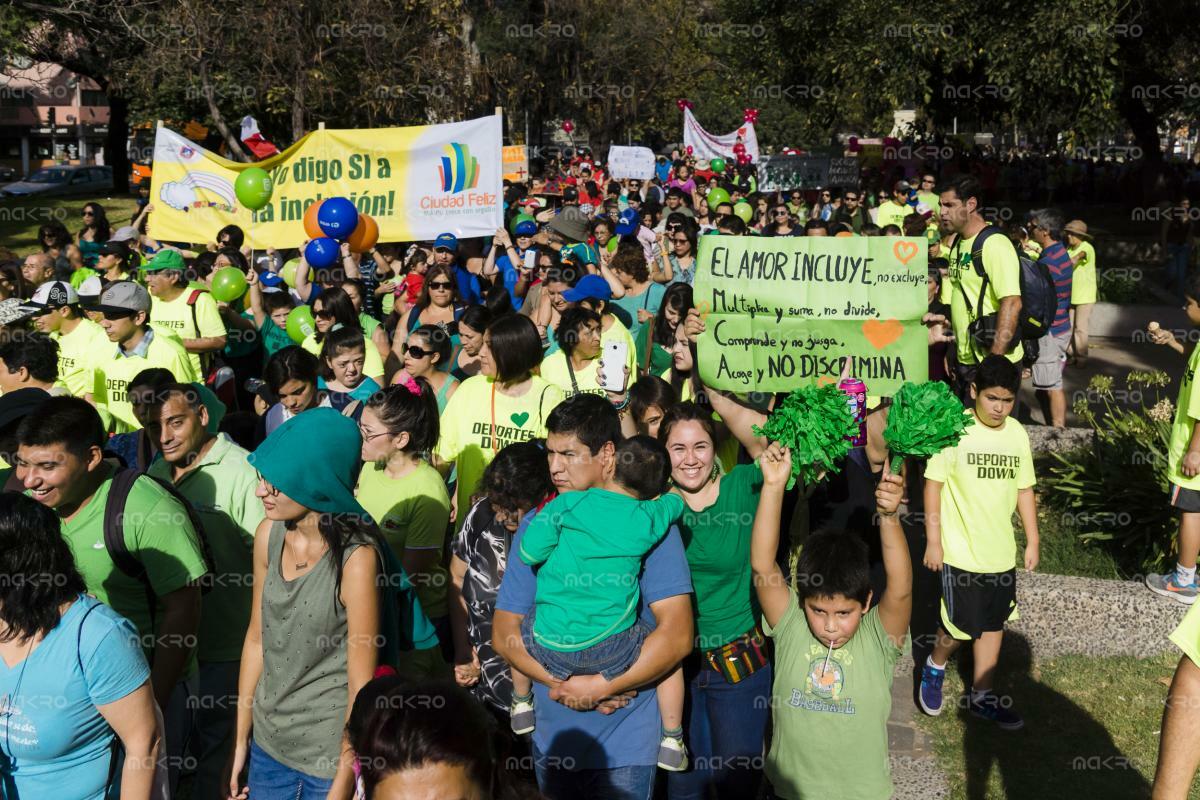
[751,384,858,489]
[883,381,974,472]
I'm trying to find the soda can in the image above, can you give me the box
[838,378,867,447]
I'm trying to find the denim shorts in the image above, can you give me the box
[521,609,651,680]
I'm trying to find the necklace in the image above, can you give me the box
[2,638,36,761]
[295,561,309,570]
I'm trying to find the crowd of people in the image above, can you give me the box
[0,143,1199,800]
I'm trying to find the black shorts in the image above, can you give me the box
[1171,484,1200,513]
[939,565,1018,641]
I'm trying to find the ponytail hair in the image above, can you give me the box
[364,379,440,453]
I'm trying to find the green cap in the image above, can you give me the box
[141,249,186,272]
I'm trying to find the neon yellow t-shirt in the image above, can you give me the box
[875,200,910,230]
[941,231,1024,365]
[93,330,200,432]
[1069,241,1097,305]
[1168,342,1200,491]
[924,411,1035,573]
[436,374,564,531]
[539,351,606,398]
[51,317,108,397]
[356,461,452,617]
[150,289,227,377]
[302,330,385,381]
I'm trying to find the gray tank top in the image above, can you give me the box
[252,521,372,778]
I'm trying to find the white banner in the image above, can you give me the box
[682,108,760,163]
[607,145,656,179]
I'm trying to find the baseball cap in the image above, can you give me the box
[0,298,39,326]
[141,249,186,272]
[109,226,139,243]
[615,208,641,236]
[562,186,579,203]
[563,273,612,303]
[94,280,151,315]
[259,270,285,290]
[893,180,912,193]
[77,275,103,308]
[433,233,458,252]
[26,280,79,312]
[98,240,132,259]
[513,219,538,237]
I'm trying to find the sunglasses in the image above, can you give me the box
[101,309,135,321]
[405,344,433,358]
[672,238,689,244]
[774,210,789,217]
[428,280,453,290]
[666,224,682,231]
[82,211,94,217]
[314,309,334,319]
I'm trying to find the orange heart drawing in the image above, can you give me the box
[816,376,837,387]
[862,318,903,350]
[893,240,919,266]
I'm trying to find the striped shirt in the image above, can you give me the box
[1039,241,1074,336]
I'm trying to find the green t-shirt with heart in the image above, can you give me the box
[435,374,564,531]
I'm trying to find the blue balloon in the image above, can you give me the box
[317,197,359,239]
[305,237,340,269]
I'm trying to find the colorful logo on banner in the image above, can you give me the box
[440,142,480,193]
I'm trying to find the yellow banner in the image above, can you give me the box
[148,115,504,249]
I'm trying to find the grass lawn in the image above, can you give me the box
[916,645,1184,799]
[0,194,141,254]
[1019,495,1125,580]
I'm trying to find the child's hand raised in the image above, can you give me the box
[759,442,792,488]
[875,472,904,518]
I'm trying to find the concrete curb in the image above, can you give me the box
[1010,570,1189,659]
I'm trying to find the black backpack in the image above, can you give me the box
[966,226,1057,345]
[103,469,217,657]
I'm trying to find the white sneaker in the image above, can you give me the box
[510,697,536,735]
[657,736,688,771]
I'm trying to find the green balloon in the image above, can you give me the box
[281,258,314,288]
[210,266,247,302]
[710,157,726,173]
[235,167,273,211]
[286,305,316,344]
[733,201,753,223]
[706,187,731,209]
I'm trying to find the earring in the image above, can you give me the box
[709,462,720,484]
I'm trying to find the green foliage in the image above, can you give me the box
[1097,270,1160,304]
[1042,371,1177,575]
[883,381,973,472]
[752,384,857,489]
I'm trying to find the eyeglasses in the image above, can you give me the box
[358,425,391,442]
[405,344,433,358]
[428,281,453,290]
[774,210,789,217]
[256,473,280,496]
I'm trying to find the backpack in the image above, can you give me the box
[103,468,218,658]
[963,225,1057,348]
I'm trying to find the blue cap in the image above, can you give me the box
[563,273,612,303]
[513,219,538,237]
[615,208,640,236]
[433,232,458,252]
[259,270,284,289]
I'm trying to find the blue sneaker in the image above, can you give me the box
[968,692,1024,730]
[1146,573,1198,605]
[918,661,945,716]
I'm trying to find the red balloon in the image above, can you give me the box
[302,200,324,240]
[562,119,575,134]
[346,213,379,253]
[685,145,694,155]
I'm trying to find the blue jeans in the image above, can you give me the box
[1167,243,1193,298]
[522,612,650,680]
[667,659,772,800]
[534,752,656,800]
[249,740,334,799]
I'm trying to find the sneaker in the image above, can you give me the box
[1146,573,1198,605]
[510,697,536,735]
[918,662,946,716]
[968,693,1024,730]
[657,735,688,772]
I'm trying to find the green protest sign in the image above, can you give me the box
[694,235,928,396]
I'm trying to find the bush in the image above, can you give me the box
[1041,371,1177,576]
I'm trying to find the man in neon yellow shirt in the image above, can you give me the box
[92,281,198,432]
[938,174,1024,400]
[1063,219,1096,366]
[875,180,913,230]
[140,249,227,377]
[26,280,108,399]
[916,173,940,219]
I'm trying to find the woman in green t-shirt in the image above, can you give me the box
[660,401,771,799]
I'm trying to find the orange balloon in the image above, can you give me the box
[302,200,325,239]
[346,213,379,253]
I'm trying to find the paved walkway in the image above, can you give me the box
[889,659,950,799]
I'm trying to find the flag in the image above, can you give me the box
[240,115,279,160]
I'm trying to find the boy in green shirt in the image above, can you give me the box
[1145,277,1200,604]
[920,355,1039,730]
[509,435,688,771]
[751,443,910,800]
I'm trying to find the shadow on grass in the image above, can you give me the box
[946,633,1151,799]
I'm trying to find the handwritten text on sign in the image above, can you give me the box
[694,236,928,395]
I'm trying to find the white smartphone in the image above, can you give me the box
[523,249,537,271]
[599,340,629,393]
